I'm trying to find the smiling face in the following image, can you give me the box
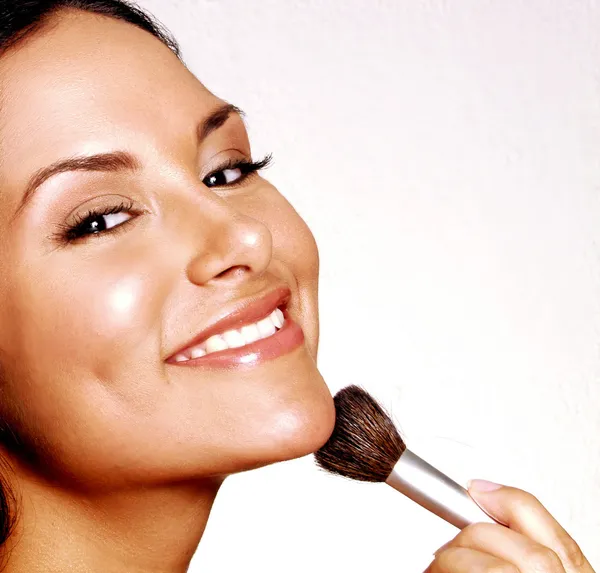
[0,9,334,489]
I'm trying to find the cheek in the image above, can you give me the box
[107,279,142,324]
[237,184,321,352]
[270,194,319,279]
[0,250,172,481]
[239,183,319,277]
[62,276,148,352]
[276,212,319,279]
[8,251,164,384]
[272,194,320,346]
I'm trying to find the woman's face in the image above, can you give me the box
[0,10,334,487]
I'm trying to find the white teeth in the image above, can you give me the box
[271,308,284,328]
[205,335,228,353]
[190,346,207,359]
[173,307,287,363]
[222,329,246,348]
[240,324,261,344]
[256,316,276,338]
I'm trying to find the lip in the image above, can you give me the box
[165,285,305,367]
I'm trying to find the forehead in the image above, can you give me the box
[0,10,217,187]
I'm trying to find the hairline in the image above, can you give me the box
[0,5,183,61]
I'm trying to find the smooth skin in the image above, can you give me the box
[0,7,594,573]
[0,8,334,573]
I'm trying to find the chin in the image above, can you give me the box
[268,388,336,462]
[263,360,336,460]
[220,373,336,475]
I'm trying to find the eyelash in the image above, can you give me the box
[52,199,139,244]
[203,155,272,188]
[53,154,273,244]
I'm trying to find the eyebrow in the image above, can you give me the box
[14,102,244,219]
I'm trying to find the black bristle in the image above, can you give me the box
[314,385,406,482]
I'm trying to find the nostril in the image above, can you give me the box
[215,265,250,280]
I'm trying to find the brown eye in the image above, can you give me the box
[82,211,132,234]
[201,155,273,189]
[203,167,244,188]
[55,199,141,244]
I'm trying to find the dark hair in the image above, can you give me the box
[0,0,181,557]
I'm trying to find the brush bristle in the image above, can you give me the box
[315,385,406,482]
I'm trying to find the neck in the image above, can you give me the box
[3,471,223,573]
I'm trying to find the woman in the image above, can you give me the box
[0,1,594,572]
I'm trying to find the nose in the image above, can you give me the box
[186,205,273,286]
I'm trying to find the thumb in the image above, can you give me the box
[467,479,510,526]
[467,478,593,573]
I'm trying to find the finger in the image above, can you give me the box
[425,546,517,573]
[467,480,594,573]
[440,522,566,573]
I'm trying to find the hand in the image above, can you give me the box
[425,480,595,573]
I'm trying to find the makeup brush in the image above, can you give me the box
[315,385,499,529]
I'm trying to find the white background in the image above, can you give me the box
[136,1,600,570]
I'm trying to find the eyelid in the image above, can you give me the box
[199,149,248,179]
[61,193,139,221]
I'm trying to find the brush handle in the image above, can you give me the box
[385,449,499,529]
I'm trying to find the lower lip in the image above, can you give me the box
[167,312,305,368]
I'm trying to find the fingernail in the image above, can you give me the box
[468,479,502,492]
[434,540,452,557]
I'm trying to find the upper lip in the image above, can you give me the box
[165,285,291,361]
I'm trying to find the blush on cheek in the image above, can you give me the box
[106,277,143,326]
[66,274,153,358]
[88,275,158,362]
[57,273,160,387]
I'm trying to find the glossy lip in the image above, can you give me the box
[165,285,304,367]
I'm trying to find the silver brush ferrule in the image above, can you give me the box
[385,449,498,529]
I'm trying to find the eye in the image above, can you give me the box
[202,155,273,189]
[81,211,133,235]
[204,167,244,188]
[54,199,141,244]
